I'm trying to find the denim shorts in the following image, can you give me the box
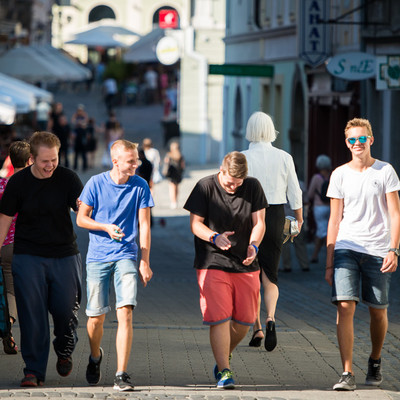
[332,249,392,309]
[86,259,138,317]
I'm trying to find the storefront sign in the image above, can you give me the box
[209,64,274,77]
[299,0,330,67]
[376,55,400,90]
[156,36,180,65]
[326,52,376,80]
[159,9,178,29]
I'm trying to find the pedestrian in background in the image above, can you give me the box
[0,132,83,387]
[103,76,118,112]
[242,111,303,351]
[35,100,51,131]
[163,140,185,209]
[0,141,32,355]
[71,104,89,171]
[86,118,98,169]
[184,151,266,390]
[56,114,71,168]
[77,140,153,392]
[326,118,400,391]
[142,138,162,186]
[308,154,332,263]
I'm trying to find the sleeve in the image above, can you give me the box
[0,175,20,217]
[326,168,343,199]
[138,181,154,209]
[79,177,95,208]
[385,164,400,193]
[286,156,303,210]
[68,172,84,211]
[183,180,208,218]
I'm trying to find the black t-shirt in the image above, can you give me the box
[184,174,268,273]
[0,166,83,258]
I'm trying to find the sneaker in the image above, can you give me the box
[213,354,232,381]
[20,374,43,387]
[86,347,103,385]
[113,372,134,391]
[264,320,277,352]
[333,372,356,391]
[56,356,73,377]
[217,369,235,389]
[3,335,18,355]
[365,357,383,386]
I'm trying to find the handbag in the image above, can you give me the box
[283,216,300,244]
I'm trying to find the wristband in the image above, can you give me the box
[251,244,258,253]
[209,232,219,244]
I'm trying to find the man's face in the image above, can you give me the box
[345,126,374,156]
[219,168,244,194]
[31,146,59,179]
[114,148,139,176]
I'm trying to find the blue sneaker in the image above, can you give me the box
[217,369,235,389]
[213,354,232,381]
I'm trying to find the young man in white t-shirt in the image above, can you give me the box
[326,118,400,391]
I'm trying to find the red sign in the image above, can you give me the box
[159,9,178,29]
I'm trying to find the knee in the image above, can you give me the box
[88,316,105,331]
[337,301,356,317]
[370,308,387,324]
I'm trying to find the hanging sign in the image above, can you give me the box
[326,52,376,80]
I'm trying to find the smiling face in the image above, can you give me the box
[30,146,59,179]
[218,168,244,194]
[345,126,374,157]
[113,148,139,177]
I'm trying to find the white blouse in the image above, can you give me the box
[242,141,302,209]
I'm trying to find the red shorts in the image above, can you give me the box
[196,269,260,326]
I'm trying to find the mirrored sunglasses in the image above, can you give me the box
[346,135,372,145]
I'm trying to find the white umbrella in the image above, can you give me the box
[0,46,66,83]
[0,72,53,103]
[0,88,35,114]
[0,95,16,125]
[124,29,165,63]
[65,30,129,48]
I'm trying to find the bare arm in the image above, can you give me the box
[138,207,152,287]
[293,207,304,233]
[381,191,400,273]
[76,202,123,241]
[0,214,13,248]
[243,208,266,266]
[325,198,344,285]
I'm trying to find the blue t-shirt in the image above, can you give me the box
[79,172,154,263]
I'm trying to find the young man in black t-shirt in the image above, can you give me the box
[0,132,83,387]
[184,151,267,390]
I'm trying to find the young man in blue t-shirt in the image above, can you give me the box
[77,139,154,391]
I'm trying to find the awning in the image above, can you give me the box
[123,29,165,63]
[0,45,90,83]
[0,87,36,114]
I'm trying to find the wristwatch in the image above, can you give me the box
[389,248,400,256]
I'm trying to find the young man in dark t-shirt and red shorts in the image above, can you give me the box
[184,151,267,389]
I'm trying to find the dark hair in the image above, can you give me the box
[9,141,31,168]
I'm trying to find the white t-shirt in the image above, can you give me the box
[327,160,400,258]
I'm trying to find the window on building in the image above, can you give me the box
[88,6,115,23]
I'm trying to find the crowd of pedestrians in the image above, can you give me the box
[0,111,398,395]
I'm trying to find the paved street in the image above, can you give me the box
[0,86,399,399]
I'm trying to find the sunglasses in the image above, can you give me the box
[346,135,372,145]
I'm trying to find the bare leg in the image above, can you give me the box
[261,270,279,322]
[251,294,264,338]
[336,301,356,373]
[116,306,133,372]
[169,182,178,208]
[87,314,106,358]
[369,307,387,360]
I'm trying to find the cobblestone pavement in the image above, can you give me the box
[0,87,399,399]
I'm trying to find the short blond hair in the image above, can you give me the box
[344,118,373,137]
[110,140,138,160]
[29,131,60,158]
[221,151,248,179]
[245,111,277,143]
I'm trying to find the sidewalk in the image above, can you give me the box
[0,88,399,399]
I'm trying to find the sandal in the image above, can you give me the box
[248,329,264,347]
[3,335,18,355]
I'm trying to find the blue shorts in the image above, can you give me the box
[86,259,138,317]
[332,249,391,309]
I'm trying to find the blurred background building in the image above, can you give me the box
[0,0,399,182]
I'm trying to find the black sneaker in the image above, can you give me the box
[56,356,73,377]
[86,347,103,385]
[113,372,134,391]
[365,357,382,386]
[333,372,356,391]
